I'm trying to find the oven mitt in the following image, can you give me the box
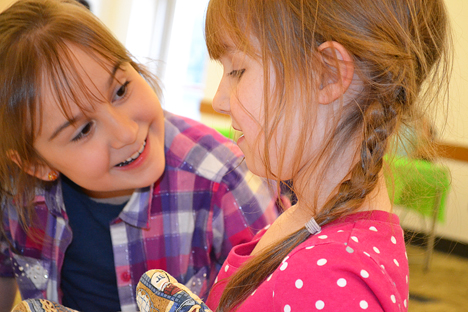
[136,269,213,312]
[12,299,79,312]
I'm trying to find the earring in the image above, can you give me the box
[48,171,58,181]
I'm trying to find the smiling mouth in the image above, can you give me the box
[116,140,146,167]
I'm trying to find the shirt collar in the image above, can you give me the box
[38,179,153,229]
[117,184,153,229]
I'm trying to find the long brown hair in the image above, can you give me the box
[205,0,451,310]
[0,0,160,239]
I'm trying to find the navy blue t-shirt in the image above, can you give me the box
[61,176,127,311]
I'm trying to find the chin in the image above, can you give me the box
[140,162,165,187]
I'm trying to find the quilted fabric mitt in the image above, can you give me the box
[12,299,79,312]
[136,269,213,312]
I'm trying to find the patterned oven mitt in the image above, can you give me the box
[12,299,79,312]
[12,269,212,312]
[136,269,212,312]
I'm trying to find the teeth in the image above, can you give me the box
[116,140,146,167]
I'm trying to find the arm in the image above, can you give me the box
[0,276,18,312]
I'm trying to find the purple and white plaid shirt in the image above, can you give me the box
[1,112,280,311]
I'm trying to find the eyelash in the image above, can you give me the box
[72,120,95,142]
[115,81,130,101]
[70,81,130,142]
[228,69,245,78]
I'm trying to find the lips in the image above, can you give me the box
[232,125,241,132]
[115,140,146,167]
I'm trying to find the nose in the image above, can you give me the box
[211,77,231,116]
[105,106,138,149]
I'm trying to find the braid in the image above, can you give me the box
[315,95,400,225]
[217,229,310,311]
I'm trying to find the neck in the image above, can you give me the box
[81,188,135,199]
[292,143,392,219]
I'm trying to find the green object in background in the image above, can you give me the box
[385,156,451,222]
[215,127,236,140]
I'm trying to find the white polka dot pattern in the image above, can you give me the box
[207,213,409,312]
[337,278,347,287]
[317,259,327,266]
[361,270,370,278]
[280,262,288,271]
[360,300,369,309]
[315,300,325,310]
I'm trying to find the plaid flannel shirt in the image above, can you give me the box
[0,112,279,311]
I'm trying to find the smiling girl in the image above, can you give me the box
[0,1,279,311]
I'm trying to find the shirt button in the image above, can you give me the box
[121,271,131,282]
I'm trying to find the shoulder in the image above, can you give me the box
[163,111,245,183]
[2,185,55,223]
[266,212,409,311]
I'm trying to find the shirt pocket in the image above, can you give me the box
[10,253,52,299]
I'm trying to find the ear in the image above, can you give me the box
[7,150,57,181]
[317,41,355,105]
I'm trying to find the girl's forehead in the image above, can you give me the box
[38,46,123,124]
[219,35,261,60]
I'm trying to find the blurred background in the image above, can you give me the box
[1,0,467,310]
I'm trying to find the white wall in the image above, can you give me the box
[436,0,468,147]
[0,0,15,12]
[431,0,468,243]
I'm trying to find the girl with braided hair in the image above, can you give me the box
[199,0,451,311]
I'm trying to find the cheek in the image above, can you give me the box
[59,146,110,175]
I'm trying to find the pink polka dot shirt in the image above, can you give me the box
[206,211,409,311]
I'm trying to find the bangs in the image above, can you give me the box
[36,42,124,133]
[205,0,255,60]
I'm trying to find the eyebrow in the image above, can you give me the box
[48,114,83,141]
[224,44,238,55]
[47,62,124,141]
[108,61,124,87]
